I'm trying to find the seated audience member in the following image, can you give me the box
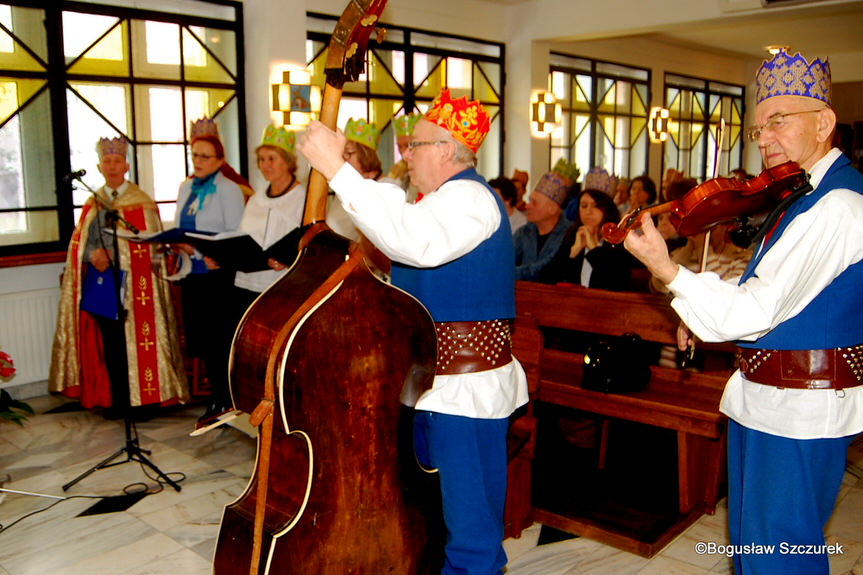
[660,168,684,202]
[512,169,529,211]
[327,118,382,241]
[513,167,573,281]
[386,113,422,202]
[541,188,637,290]
[564,166,614,222]
[626,175,657,213]
[489,176,527,234]
[650,221,753,295]
[656,177,697,252]
[613,176,631,213]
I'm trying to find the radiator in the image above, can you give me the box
[0,288,60,390]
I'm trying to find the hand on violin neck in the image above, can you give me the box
[623,212,679,285]
[297,121,348,181]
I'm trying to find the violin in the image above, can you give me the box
[601,161,810,244]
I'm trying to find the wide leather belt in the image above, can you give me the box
[435,320,512,375]
[736,346,863,390]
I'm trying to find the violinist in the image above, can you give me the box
[623,49,863,575]
[299,89,528,575]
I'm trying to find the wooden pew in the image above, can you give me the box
[505,281,734,557]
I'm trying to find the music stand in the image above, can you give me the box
[62,176,181,493]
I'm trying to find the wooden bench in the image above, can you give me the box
[505,281,734,557]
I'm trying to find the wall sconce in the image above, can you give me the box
[648,106,670,143]
[531,91,561,136]
[272,70,321,127]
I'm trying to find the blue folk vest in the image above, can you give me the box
[390,168,515,323]
[738,154,863,350]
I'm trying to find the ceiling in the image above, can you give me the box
[494,0,863,61]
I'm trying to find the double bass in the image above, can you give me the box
[213,1,439,573]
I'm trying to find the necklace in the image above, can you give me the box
[267,174,296,198]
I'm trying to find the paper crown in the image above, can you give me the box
[190,117,220,140]
[260,124,296,155]
[533,172,571,207]
[97,136,128,159]
[393,113,421,137]
[755,49,832,105]
[583,167,618,197]
[512,169,529,187]
[552,158,581,186]
[423,89,491,153]
[344,118,381,151]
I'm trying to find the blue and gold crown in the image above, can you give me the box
[260,124,296,155]
[190,117,220,139]
[756,49,832,105]
[393,113,421,137]
[534,172,571,207]
[583,167,618,197]
[97,136,128,159]
[344,118,381,151]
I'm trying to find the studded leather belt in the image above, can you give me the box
[435,320,512,375]
[736,345,863,390]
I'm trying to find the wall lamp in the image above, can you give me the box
[272,69,321,127]
[530,91,561,136]
[648,106,671,143]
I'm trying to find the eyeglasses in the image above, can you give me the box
[191,152,216,160]
[407,140,450,151]
[746,109,823,142]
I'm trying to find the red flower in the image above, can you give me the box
[0,349,15,379]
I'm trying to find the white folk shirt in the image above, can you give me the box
[665,149,863,439]
[329,163,529,420]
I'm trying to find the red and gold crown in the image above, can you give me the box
[344,118,381,151]
[756,49,832,105]
[190,117,220,140]
[97,136,128,159]
[423,89,491,153]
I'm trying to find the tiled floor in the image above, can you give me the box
[1,394,861,575]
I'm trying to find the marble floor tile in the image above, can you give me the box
[1,395,861,575]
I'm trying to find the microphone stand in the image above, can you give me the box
[62,175,181,492]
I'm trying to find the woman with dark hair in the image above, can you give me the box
[540,188,638,290]
[174,119,251,434]
[488,176,527,234]
[627,175,657,212]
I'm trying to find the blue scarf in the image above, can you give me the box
[185,170,219,216]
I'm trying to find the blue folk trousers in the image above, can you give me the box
[414,410,509,575]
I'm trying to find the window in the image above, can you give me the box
[664,73,744,182]
[0,0,244,257]
[548,53,651,181]
[306,14,504,180]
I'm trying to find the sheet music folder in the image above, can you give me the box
[113,227,301,273]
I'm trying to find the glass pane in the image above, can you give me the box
[446,57,472,92]
[184,87,236,136]
[596,79,617,114]
[1,5,47,63]
[69,82,130,137]
[473,62,500,104]
[476,61,501,97]
[141,143,186,209]
[130,20,181,81]
[573,74,591,110]
[66,87,128,206]
[183,27,234,84]
[366,50,403,96]
[146,86,183,141]
[63,12,119,61]
[0,78,46,126]
[632,84,648,117]
[66,18,129,77]
[414,53,444,99]
[475,104,500,181]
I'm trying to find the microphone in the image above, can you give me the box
[62,169,86,183]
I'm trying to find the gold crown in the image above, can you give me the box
[97,136,128,159]
[423,89,491,153]
[756,49,832,105]
[393,113,421,137]
[344,118,381,151]
[190,117,220,140]
[260,124,296,155]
